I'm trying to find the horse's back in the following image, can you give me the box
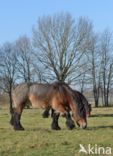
[28,83,51,108]
[29,83,50,97]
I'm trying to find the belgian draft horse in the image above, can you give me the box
[42,88,91,129]
[10,82,87,130]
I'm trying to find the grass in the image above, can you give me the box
[0,107,113,156]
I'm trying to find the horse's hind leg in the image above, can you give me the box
[13,112,24,130]
[65,111,75,130]
[13,104,25,130]
[42,107,50,118]
[51,110,61,130]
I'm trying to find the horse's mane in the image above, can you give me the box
[75,91,91,113]
[51,82,86,116]
[51,81,72,103]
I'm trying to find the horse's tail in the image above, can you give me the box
[9,93,14,115]
[10,108,15,126]
[9,103,14,115]
[9,87,15,126]
[9,94,15,126]
[10,84,19,115]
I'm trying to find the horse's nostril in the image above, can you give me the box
[82,124,87,129]
[80,123,87,129]
[83,125,87,129]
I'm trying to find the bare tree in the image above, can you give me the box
[78,71,88,94]
[86,32,102,107]
[100,30,113,106]
[88,30,113,107]
[16,36,34,83]
[0,42,17,113]
[32,13,93,83]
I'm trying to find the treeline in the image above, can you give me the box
[0,13,113,108]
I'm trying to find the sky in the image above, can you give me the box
[0,0,113,44]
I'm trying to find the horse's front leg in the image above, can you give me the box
[42,107,50,118]
[51,98,74,130]
[65,111,75,130]
[51,110,61,130]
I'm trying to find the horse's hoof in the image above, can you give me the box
[42,111,50,118]
[20,127,25,131]
[51,125,61,130]
[67,124,75,130]
[14,126,25,131]
[10,120,14,126]
[42,114,49,118]
[10,116,14,126]
[66,120,75,130]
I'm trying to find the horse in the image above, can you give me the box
[42,89,91,129]
[10,82,87,130]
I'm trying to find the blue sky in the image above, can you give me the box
[0,0,113,44]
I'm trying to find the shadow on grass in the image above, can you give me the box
[90,114,113,117]
[87,125,113,130]
[1,126,113,132]
[26,125,113,132]
[27,127,52,133]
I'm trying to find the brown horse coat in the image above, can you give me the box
[11,82,87,130]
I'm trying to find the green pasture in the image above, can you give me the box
[0,107,113,156]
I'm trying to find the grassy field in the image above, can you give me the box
[0,107,113,156]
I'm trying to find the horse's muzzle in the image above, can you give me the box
[80,122,87,129]
[77,119,87,129]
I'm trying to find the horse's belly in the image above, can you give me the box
[32,101,47,109]
[29,94,48,109]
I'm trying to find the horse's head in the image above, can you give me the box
[71,94,87,129]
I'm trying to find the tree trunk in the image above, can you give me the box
[93,87,99,107]
[95,98,99,107]
[94,93,99,107]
